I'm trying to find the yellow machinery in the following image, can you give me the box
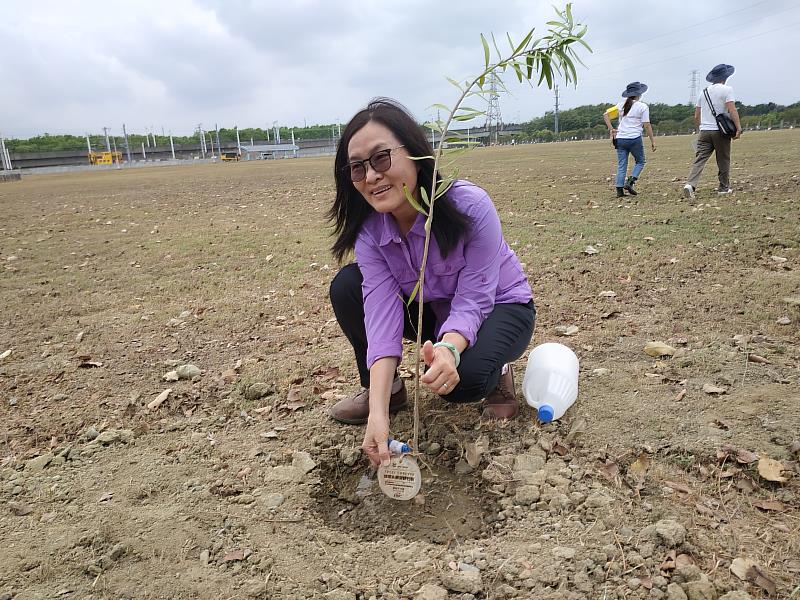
[221,151,240,162]
[88,151,122,165]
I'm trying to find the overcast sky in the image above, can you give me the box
[2,0,798,138]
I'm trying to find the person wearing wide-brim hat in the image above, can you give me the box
[603,81,657,198]
[683,64,742,199]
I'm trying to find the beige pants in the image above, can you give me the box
[686,130,732,189]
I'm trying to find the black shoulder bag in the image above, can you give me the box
[704,88,737,137]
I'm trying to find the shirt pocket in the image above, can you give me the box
[387,261,418,286]
[429,256,466,294]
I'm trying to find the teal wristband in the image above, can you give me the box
[433,341,460,368]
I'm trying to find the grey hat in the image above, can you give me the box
[622,82,648,98]
[706,64,735,83]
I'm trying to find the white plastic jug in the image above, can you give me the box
[522,343,579,422]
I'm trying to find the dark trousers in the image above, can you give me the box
[687,130,732,189]
[329,263,536,403]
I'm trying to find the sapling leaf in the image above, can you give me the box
[406,280,421,306]
[480,34,490,68]
[514,29,535,54]
[446,77,463,91]
[431,103,451,112]
[403,184,429,216]
[491,33,502,58]
[435,178,455,199]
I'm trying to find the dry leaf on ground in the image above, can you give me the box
[752,499,785,511]
[465,436,489,468]
[147,389,172,410]
[644,342,675,357]
[597,460,619,482]
[730,557,777,596]
[628,452,651,481]
[757,457,788,483]
[735,448,759,464]
[747,354,770,364]
[663,480,691,494]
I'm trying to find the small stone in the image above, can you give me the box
[84,427,100,441]
[415,583,448,600]
[25,454,53,472]
[629,577,642,590]
[552,546,576,559]
[514,485,540,505]
[591,368,610,376]
[200,550,210,565]
[440,571,482,594]
[426,442,442,455]
[682,580,716,600]
[244,382,274,401]
[673,565,703,584]
[666,583,688,600]
[393,542,422,563]
[323,589,356,600]
[718,592,753,600]
[458,562,480,573]
[655,519,686,547]
[291,451,316,474]
[454,460,474,475]
[264,493,284,509]
[339,447,360,466]
[776,316,791,325]
[176,364,201,379]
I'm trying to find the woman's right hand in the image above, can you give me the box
[362,413,391,468]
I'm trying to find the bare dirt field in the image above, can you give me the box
[1,130,798,600]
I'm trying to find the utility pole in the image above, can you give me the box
[86,134,92,154]
[554,84,560,136]
[215,123,221,155]
[291,129,296,158]
[141,142,147,160]
[197,124,206,158]
[103,127,111,152]
[689,70,699,106]
[235,126,241,154]
[122,124,132,164]
[485,73,502,145]
[0,133,12,170]
[169,131,175,159]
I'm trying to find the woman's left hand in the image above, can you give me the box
[651,143,657,152]
[419,340,460,395]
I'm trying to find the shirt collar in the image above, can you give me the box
[377,211,424,246]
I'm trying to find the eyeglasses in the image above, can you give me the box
[344,145,405,182]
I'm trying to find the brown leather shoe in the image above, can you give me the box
[328,377,408,425]
[481,364,518,421]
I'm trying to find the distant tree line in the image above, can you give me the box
[516,100,800,142]
[6,101,800,153]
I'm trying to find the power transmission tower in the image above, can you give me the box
[554,85,560,136]
[485,73,502,145]
[689,70,699,106]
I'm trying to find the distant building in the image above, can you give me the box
[239,144,299,160]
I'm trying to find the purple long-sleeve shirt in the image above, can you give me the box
[354,180,533,370]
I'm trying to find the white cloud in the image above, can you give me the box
[1,0,798,138]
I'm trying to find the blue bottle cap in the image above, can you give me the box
[537,404,555,423]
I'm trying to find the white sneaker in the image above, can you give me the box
[682,184,695,199]
[717,188,733,195]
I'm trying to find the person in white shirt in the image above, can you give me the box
[683,64,742,199]
[603,82,657,197]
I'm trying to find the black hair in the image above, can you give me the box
[623,96,636,116]
[328,98,471,264]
